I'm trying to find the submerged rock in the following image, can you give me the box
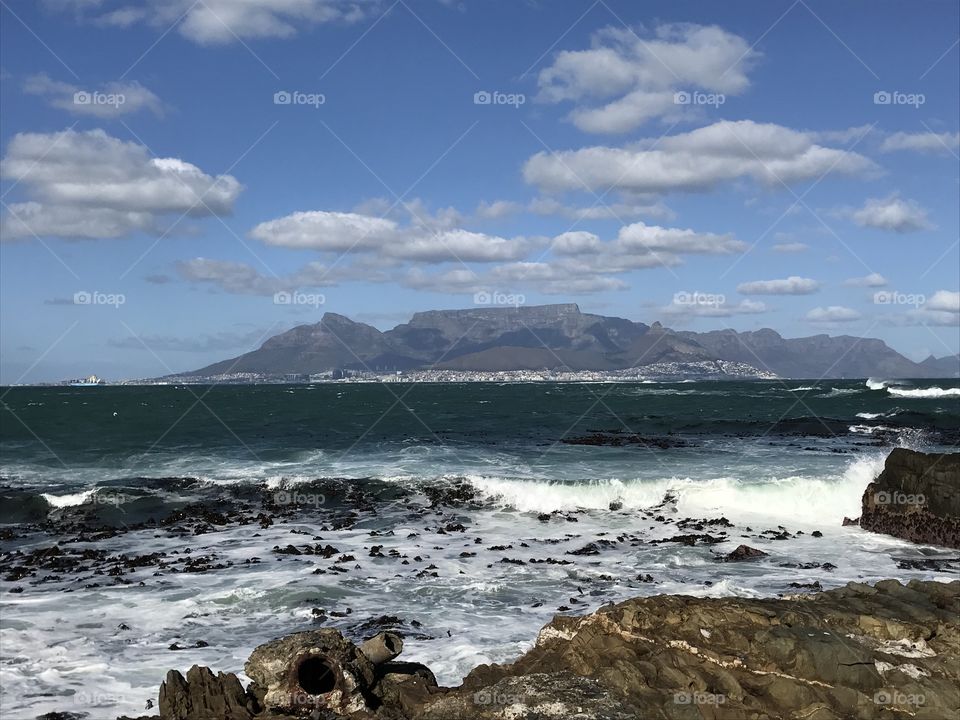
[859,448,960,548]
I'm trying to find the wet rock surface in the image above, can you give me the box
[859,448,960,549]
[119,579,959,720]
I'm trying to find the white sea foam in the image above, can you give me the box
[41,488,96,507]
[866,378,889,390]
[887,386,960,399]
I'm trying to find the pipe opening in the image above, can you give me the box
[297,656,337,695]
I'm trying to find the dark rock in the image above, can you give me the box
[859,448,960,548]
[158,665,257,720]
[719,544,768,562]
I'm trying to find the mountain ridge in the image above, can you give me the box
[187,304,958,379]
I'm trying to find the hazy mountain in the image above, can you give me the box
[187,304,950,379]
[919,354,960,378]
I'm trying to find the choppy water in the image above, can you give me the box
[1,379,958,718]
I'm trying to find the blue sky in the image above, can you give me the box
[1,0,958,382]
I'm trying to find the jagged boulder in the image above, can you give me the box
[158,665,259,720]
[860,448,960,548]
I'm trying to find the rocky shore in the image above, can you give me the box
[24,448,960,720]
[858,448,960,549]
[103,578,959,720]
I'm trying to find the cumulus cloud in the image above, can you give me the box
[927,290,960,314]
[551,221,745,273]
[23,73,163,118]
[250,210,537,263]
[737,276,820,295]
[176,257,355,296]
[851,194,934,233]
[892,292,960,327]
[1,129,241,240]
[523,120,877,195]
[50,0,375,44]
[537,24,757,133]
[806,306,861,323]
[844,273,887,287]
[880,131,960,154]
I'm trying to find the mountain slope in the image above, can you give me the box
[187,304,946,379]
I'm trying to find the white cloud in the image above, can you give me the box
[523,120,877,194]
[176,257,354,295]
[475,200,523,220]
[927,290,960,314]
[551,221,744,274]
[806,306,861,323]
[661,297,767,320]
[53,0,375,44]
[844,273,887,287]
[738,276,820,295]
[772,242,809,253]
[852,194,934,233]
[0,129,241,240]
[880,131,960,154]
[249,209,536,263]
[23,74,163,118]
[537,24,757,133]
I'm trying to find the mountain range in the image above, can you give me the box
[189,304,960,379]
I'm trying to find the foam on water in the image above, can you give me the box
[888,386,960,399]
[40,488,97,508]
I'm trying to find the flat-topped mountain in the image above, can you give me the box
[188,304,956,379]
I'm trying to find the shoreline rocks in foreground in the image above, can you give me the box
[115,578,960,720]
[859,448,960,549]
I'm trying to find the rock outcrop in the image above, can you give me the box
[127,579,959,720]
[859,448,960,549]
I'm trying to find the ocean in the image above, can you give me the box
[1,378,959,718]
